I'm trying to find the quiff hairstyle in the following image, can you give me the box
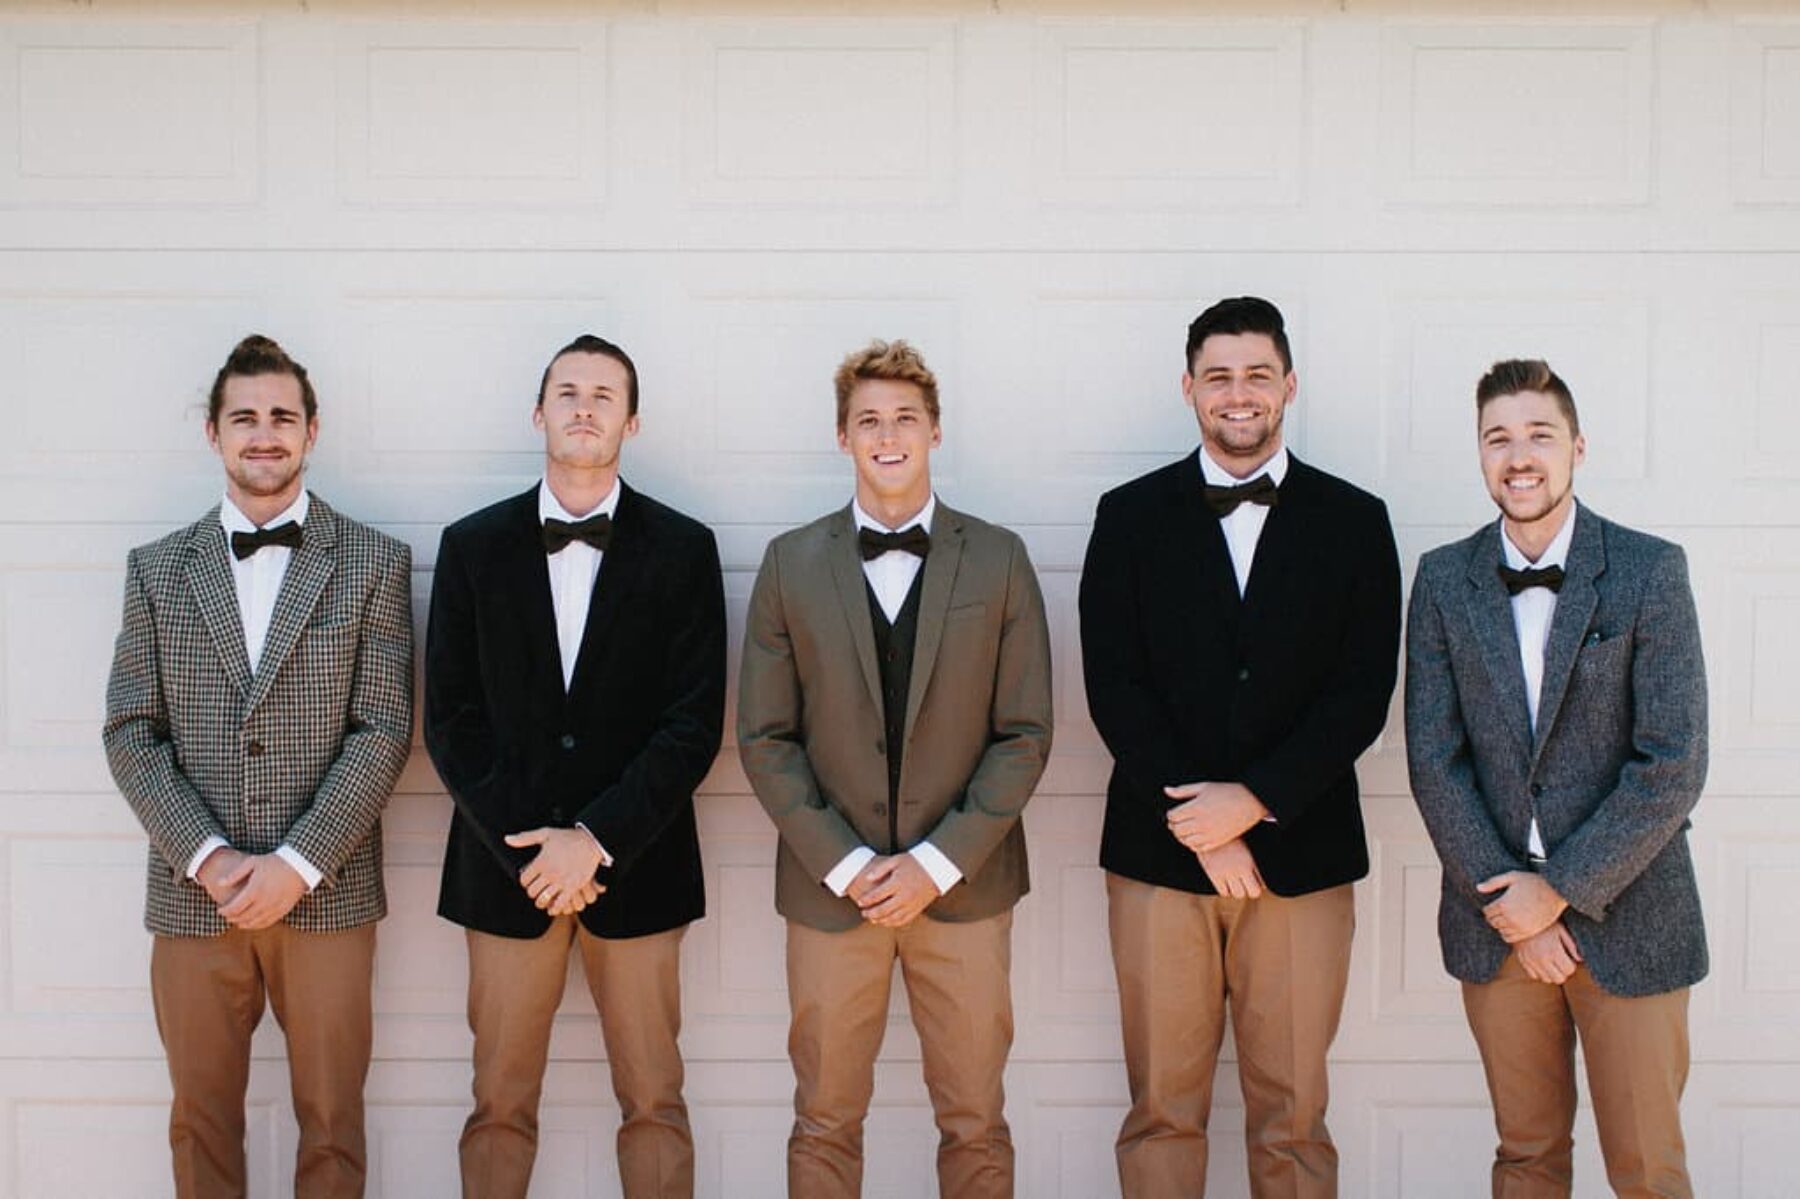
[207,334,317,425]
[833,339,940,433]
[1475,358,1581,437]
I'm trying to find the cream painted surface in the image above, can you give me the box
[1,4,1797,1196]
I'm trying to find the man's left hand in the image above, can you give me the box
[215,854,307,930]
[1477,870,1569,944]
[1165,781,1269,853]
[508,827,604,912]
[853,854,941,929]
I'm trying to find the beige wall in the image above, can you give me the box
[1,3,1797,1195]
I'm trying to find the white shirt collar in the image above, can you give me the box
[1198,445,1289,490]
[538,477,622,525]
[220,489,309,535]
[1501,500,1580,570]
[851,493,936,535]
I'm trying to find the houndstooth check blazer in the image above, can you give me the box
[104,494,415,937]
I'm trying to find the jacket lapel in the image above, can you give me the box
[903,504,967,739]
[185,509,254,699]
[1178,451,1244,624]
[1530,509,1604,761]
[244,496,339,714]
[826,507,887,720]
[567,482,646,700]
[1463,523,1535,759]
[504,488,568,706]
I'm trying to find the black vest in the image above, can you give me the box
[866,574,923,852]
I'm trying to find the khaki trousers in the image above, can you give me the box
[1107,873,1355,1199]
[461,919,692,1199]
[786,911,1014,1199]
[1462,955,1692,1199]
[150,923,375,1199]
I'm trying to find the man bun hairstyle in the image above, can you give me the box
[207,334,317,425]
[834,339,941,433]
[1475,358,1580,437]
[1185,296,1293,374]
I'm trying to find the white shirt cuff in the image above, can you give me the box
[186,836,229,880]
[575,822,614,868]
[824,846,877,897]
[274,845,323,892]
[909,841,963,895]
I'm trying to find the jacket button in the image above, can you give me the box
[551,807,565,821]
[560,733,576,750]
[874,803,887,817]
[1237,667,1251,682]
[246,740,264,757]
[1530,783,1544,798]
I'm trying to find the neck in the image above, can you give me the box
[1503,496,1574,563]
[1205,440,1281,481]
[857,486,930,531]
[228,482,303,527]
[545,460,618,518]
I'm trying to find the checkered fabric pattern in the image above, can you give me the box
[104,495,415,937]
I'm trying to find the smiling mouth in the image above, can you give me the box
[873,453,907,465]
[1504,475,1544,493]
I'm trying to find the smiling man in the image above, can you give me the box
[738,338,1052,1199]
[425,334,725,1199]
[104,334,413,1198]
[1406,359,1707,1198]
[1079,296,1401,1198]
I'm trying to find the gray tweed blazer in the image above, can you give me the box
[1404,506,1708,997]
[104,494,414,937]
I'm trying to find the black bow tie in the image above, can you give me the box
[858,525,930,561]
[1498,563,1565,596]
[230,521,302,561]
[543,513,613,555]
[1203,474,1279,517]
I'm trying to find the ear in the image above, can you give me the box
[1180,372,1197,410]
[622,412,640,442]
[837,426,851,453]
[1282,370,1298,407]
[929,420,942,449]
[205,420,221,452]
[304,414,320,452]
[531,403,546,432]
[1572,432,1587,468]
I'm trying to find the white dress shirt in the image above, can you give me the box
[1199,445,1289,596]
[540,478,618,690]
[1501,501,1580,858]
[187,492,321,890]
[539,479,621,867]
[823,496,962,898]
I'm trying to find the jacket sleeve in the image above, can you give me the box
[1078,490,1192,798]
[282,540,416,882]
[423,526,532,877]
[1541,544,1708,921]
[1237,498,1403,825]
[737,540,867,883]
[103,548,228,877]
[1404,558,1527,903]
[921,534,1054,877]
[575,527,727,876]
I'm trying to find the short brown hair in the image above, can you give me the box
[1476,358,1580,437]
[833,339,940,432]
[207,334,317,425]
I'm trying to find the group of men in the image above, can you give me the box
[103,296,1707,1199]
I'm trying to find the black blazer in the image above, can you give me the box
[425,482,726,939]
[1079,452,1401,897]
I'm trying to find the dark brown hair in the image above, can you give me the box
[1476,359,1580,436]
[207,334,317,425]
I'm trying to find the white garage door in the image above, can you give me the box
[0,5,1795,1197]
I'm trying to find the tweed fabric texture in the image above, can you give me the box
[105,495,414,936]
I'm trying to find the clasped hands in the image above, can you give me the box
[1165,780,1269,900]
[1478,869,1578,985]
[507,827,606,916]
[196,847,307,930]
[845,854,941,929]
